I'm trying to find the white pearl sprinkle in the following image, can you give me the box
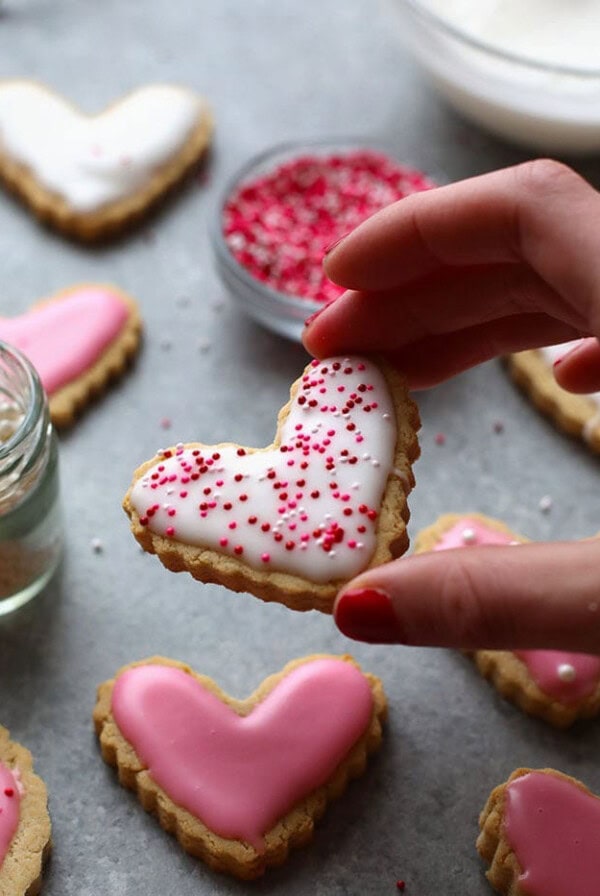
[166,488,174,496]
[557,663,576,683]
[362,452,371,460]
[539,495,553,514]
[371,459,380,467]
[461,527,477,545]
[383,413,391,420]
[90,537,104,554]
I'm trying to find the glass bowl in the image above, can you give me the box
[387,0,600,154]
[210,141,435,342]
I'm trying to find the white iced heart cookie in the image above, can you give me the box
[508,343,600,453]
[0,81,212,241]
[124,356,420,612]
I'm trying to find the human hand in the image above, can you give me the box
[303,160,600,653]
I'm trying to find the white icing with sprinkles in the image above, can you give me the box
[130,357,397,582]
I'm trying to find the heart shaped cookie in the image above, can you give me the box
[0,284,141,426]
[414,513,600,727]
[508,344,600,453]
[0,725,51,896]
[124,355,420,612]
[0,81,212,241]
[478,768,600,896]
[94,654,386,879]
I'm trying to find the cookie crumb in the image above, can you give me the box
[538,495,553,514]
[493,420,504,434]
[198,339,211,354]
[160,338,172,351]
[434,432,446,446]
[90,537,104,554]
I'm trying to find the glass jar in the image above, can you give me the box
[0,342,62,614]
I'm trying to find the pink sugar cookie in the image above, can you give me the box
[0,283,141,427]
[0,725,51,896]
[124,355,420,613]
[94,654,387,879]
[414,513,600,727]
[478,768,600,896]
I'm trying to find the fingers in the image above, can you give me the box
[334,539,600,653]
[554,337,600,393]
[324,161,600,315]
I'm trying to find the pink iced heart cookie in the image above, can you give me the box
[0,284,141,426]
[479,768,600,896]
[0,726,51,895]
[124,355,420,612]
[508,344,600,453]
[0,81,212,241]
[94,655,387,879]
[414,513,600,727]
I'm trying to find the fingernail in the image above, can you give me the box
[335,587,404,643]
[554,340,586,367]
[304,307,326,328]
[324,232,349,256]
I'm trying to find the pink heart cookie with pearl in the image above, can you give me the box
[0,81,212,241]
[94,654,387,879]
[124,355,420,612]
[478,768,600,896]
[0,283,141,427]
[508,345,600,453]
[414,513,600,727]
[0,725,51,896]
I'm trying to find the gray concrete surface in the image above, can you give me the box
[0,2,598,894]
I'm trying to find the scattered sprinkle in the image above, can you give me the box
[160,418,172,430]
[396,882,405,892]
[538,495,553,514]
[557,663,576,683]
[434,432,446,446]
[493,420,504,434]
[90,537,104,554]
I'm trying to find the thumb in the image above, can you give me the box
[334,539,600,652]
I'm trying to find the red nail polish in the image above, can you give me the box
[335,588,404,643]
[324,232,349,255]
[304,307,326,328]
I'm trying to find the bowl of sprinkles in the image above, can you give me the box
[211,141,436,340]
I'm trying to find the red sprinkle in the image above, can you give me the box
[3,788,13,798]
[434,432,446,446]
[223,150,434,303]
[396,882,405,891]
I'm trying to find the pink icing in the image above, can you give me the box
[505,771,600,896]
[432,518,600,704]
[111,659,374,851]
[0,762,20,868]
[0,286,130,394]
[129,356,398,582]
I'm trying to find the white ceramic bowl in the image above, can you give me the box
[389,0,600,154]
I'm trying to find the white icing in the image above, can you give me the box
[130,357,397,583]
[0,82,204,211]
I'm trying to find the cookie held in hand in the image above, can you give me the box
[124,356,420,612]
[0,284,142,427]
[508,344,600,453]
[0,81,212,241]
[0,726,51,896]
[478,768,600,896]
[414,513,600,727]
[94,655,387,879]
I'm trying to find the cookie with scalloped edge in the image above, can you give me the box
[94,654,387,879]
[124,355,420,613]
[0,726,51,896]
[414,513,600,727]
[0,80,212,241]
[0,283,142,427]
[508,345,600,453]
[478,767,600,896]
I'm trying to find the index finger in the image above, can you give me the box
[324,161,600,307]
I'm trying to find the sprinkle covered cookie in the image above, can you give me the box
[0,726,51,896]
[94,654,387,879]
[0,81,212,241]
[414,514,600,727]
[124,356,420,612]
[478,768,600,896]
[0,283,142,427]
[508,344,600,453]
